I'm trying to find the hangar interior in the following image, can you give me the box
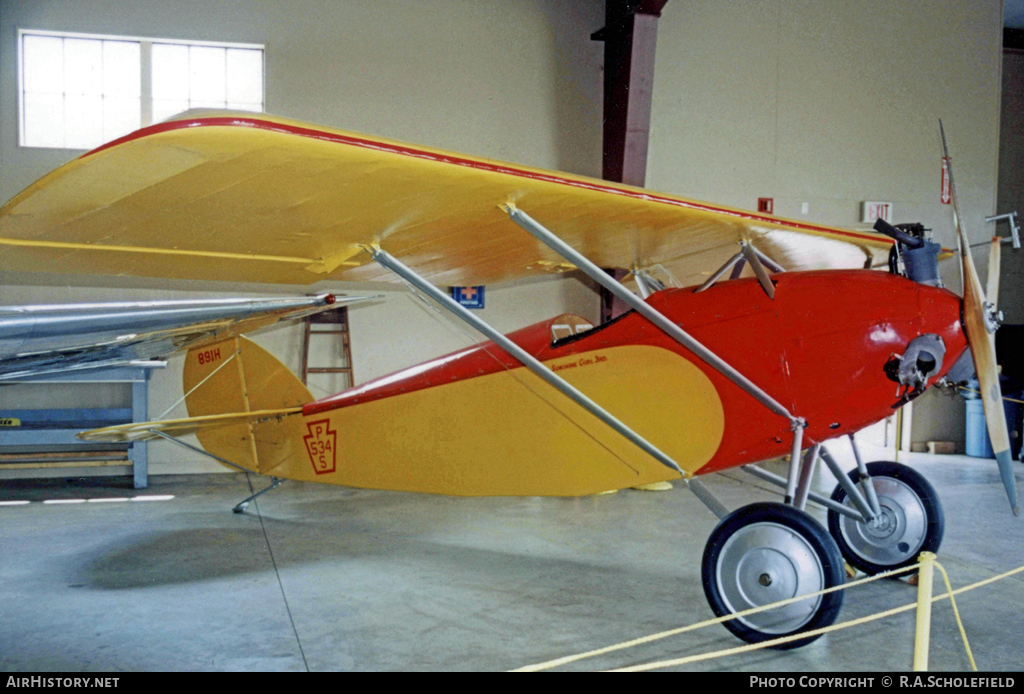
[0,0,1022,672]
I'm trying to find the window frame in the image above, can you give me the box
[17,28,265,150]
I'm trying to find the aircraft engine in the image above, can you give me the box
[874,220,943,287]
[884,333,947,403]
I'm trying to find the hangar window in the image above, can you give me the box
[18,30,264,150]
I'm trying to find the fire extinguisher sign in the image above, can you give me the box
[941,157,951,205]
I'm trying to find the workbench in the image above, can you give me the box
[0,364,164,488]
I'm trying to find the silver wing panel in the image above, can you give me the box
[0,294,374,381]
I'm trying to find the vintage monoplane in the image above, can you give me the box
[0,112,1018,648]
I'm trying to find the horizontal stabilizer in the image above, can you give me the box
[77,408,302,443]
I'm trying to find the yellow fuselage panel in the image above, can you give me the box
[270,345,723,496]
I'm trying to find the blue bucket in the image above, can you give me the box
[964,388,1023,459]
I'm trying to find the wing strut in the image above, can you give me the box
[502,205,817,514]
[694,249,745,293]
[367,245,685,477]
[741,242,777,299]
[693,241,782,297]
[695,242,785,295]
[632,269,664,299]
[502,205,801,428]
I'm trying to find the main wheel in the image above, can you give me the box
[702,502,846,649]
[827,461,943,575]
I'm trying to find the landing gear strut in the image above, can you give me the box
[233,477,285,514]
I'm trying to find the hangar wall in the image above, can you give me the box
[644,0,1004,449]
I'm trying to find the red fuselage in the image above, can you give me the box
[306,270,966,475]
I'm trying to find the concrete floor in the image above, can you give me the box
[1,444,1022,672]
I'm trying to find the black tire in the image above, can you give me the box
[702,502,846,649]
[827,461,944,575]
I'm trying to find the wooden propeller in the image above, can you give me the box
[987,236,1001,306]
[942,122,1019,516]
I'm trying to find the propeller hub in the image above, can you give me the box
[983,301,1002,334]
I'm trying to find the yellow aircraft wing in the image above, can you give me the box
[0,110,892,287]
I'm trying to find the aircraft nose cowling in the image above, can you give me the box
[879,281,967,386]
[920,290,970,381]
[775,270,966,443]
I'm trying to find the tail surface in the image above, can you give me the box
[184,335,313,475]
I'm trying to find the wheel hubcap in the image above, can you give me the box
[840,477,927,566]
[716,522,824,634]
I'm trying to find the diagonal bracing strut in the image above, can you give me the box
[368,245,686,476]
[503,205,817,515]
[503,205,801,429]
[148,429,286,513]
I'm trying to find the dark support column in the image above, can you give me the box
[592,0,668,187]
[593,1,667,322]
[599,268,630,324]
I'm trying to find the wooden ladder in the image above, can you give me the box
[301,306,353,387]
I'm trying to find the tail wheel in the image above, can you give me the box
[827,461,944,575]
[702,502,846,649]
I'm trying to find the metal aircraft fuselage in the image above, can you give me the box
[273,270,965,495]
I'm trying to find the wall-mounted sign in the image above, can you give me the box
[861,201,893,224]
[450,286,485,309]
[941,157,951,205]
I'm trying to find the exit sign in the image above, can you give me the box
[861,201,893,224]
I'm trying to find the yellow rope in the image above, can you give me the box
[611,563,1024,673]
[612,602,923,672]
[934,561,977,671]
[511,563,919,672]
[514,562,1024,672]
